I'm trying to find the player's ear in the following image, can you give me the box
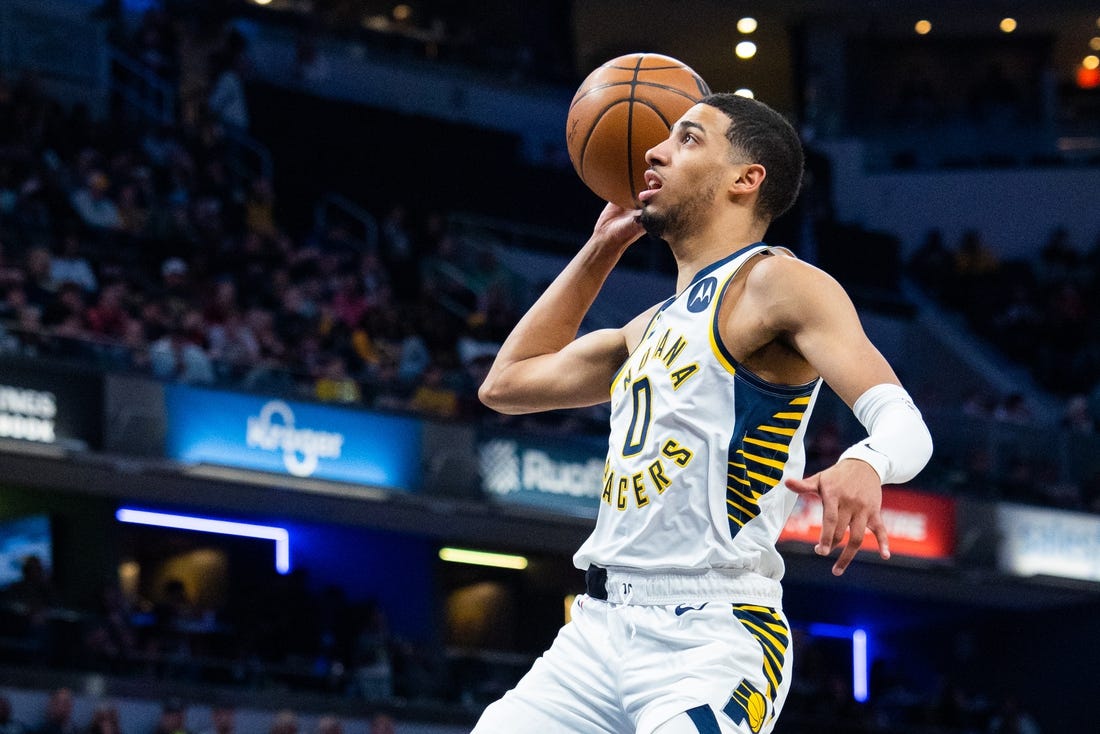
[730,163,765,195]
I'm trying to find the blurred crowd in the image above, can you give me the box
[0,50,533,428]
[0,687,400,734]
[909,226,1100,399]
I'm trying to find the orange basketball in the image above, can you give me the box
[566,53,711,210]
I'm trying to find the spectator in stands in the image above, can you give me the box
[85,702,120,734]
[207,30,251,131]
[379,206,416,298]
[1062,394,1096,434]
[197,704,234,734]
[2,554,59,659]
[70,171,123,232]
[406,361,459,419]
[30,688,74,734]
[987,695,1041,734]
[268,711,298,734]
[116,180,152,238]
[0,242,26,293]
[49,231,97,294]
[367,714,395,734]
[349,599,393,701]
[330,272,370,330]
[149,319,216,384]
[151,579,202,663]
[0,693,26,734]
[23,247,56,312]
[42,281,88,338]
[83,581,138,670]
[207,307,261,376]
[950,229,999,308]
[244,177,278,239]
[314,354,362,404]
[153,698,190,734]
[993,392,1033,425]
[314,716,341,734]
[85,280,131,340]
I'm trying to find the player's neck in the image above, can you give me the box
[670,216,766,291]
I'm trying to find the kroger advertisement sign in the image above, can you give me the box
[165,385,420,490]
[478,433,607,518]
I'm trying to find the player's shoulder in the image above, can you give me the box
[741,249,853,327]
[745,248,842,294]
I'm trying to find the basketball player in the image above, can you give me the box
[472,93,933,734]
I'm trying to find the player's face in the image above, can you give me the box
[638,103,737,241]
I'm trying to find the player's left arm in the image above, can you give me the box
[749,255,934,575]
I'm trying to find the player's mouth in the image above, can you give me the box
[637,171,662,203]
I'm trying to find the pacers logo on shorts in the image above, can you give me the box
[722,604,789,732]
[724,681,767,733]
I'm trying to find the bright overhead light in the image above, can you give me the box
[1085,55,1100,70]
[439,547,528,570]
[116,508,290,574]
[735,41,757,60]
[915,19,932,35]
[999,18,1017,33]
[737,17,758,34]
[734,88,755,99]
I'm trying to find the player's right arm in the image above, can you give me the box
[478,203,647,414]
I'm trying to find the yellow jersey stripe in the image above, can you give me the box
[747,470,780,487]
[726,498,758,518]
[744,436,790,453]
[740,619,789,655]
[758,426,797,437]
[773,412,805,421]
[708,271,740,375]
[743,451,787,471]
[727,485,759,504]
[789,396,811,406]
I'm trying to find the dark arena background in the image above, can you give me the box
[1,1,1099,732]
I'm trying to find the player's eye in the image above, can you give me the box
[681,132,697,144]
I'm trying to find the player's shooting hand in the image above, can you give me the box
[785,459,891,576]
[591,201,645,251]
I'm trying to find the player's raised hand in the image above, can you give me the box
[591,201,645,251]
[785,459,891,576]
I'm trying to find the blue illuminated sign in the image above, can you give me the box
[164,385,421,491]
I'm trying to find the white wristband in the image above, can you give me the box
[838,384,933,485]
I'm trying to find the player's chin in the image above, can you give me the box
[637,207,665,237]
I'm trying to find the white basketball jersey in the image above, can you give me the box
[574,244,822,580]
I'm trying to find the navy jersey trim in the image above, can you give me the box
[688,242,765,287]
[709,271,818,398]
[685,704,722,734]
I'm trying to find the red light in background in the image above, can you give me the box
[1077,66,1100,89]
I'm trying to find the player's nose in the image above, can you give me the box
[645,138,669,167]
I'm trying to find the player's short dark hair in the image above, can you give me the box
[701,93,804,222]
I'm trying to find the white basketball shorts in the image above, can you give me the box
[470,569,793,734]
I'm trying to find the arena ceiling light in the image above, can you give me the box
[438,547,529,570]
[116,508,290,574]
